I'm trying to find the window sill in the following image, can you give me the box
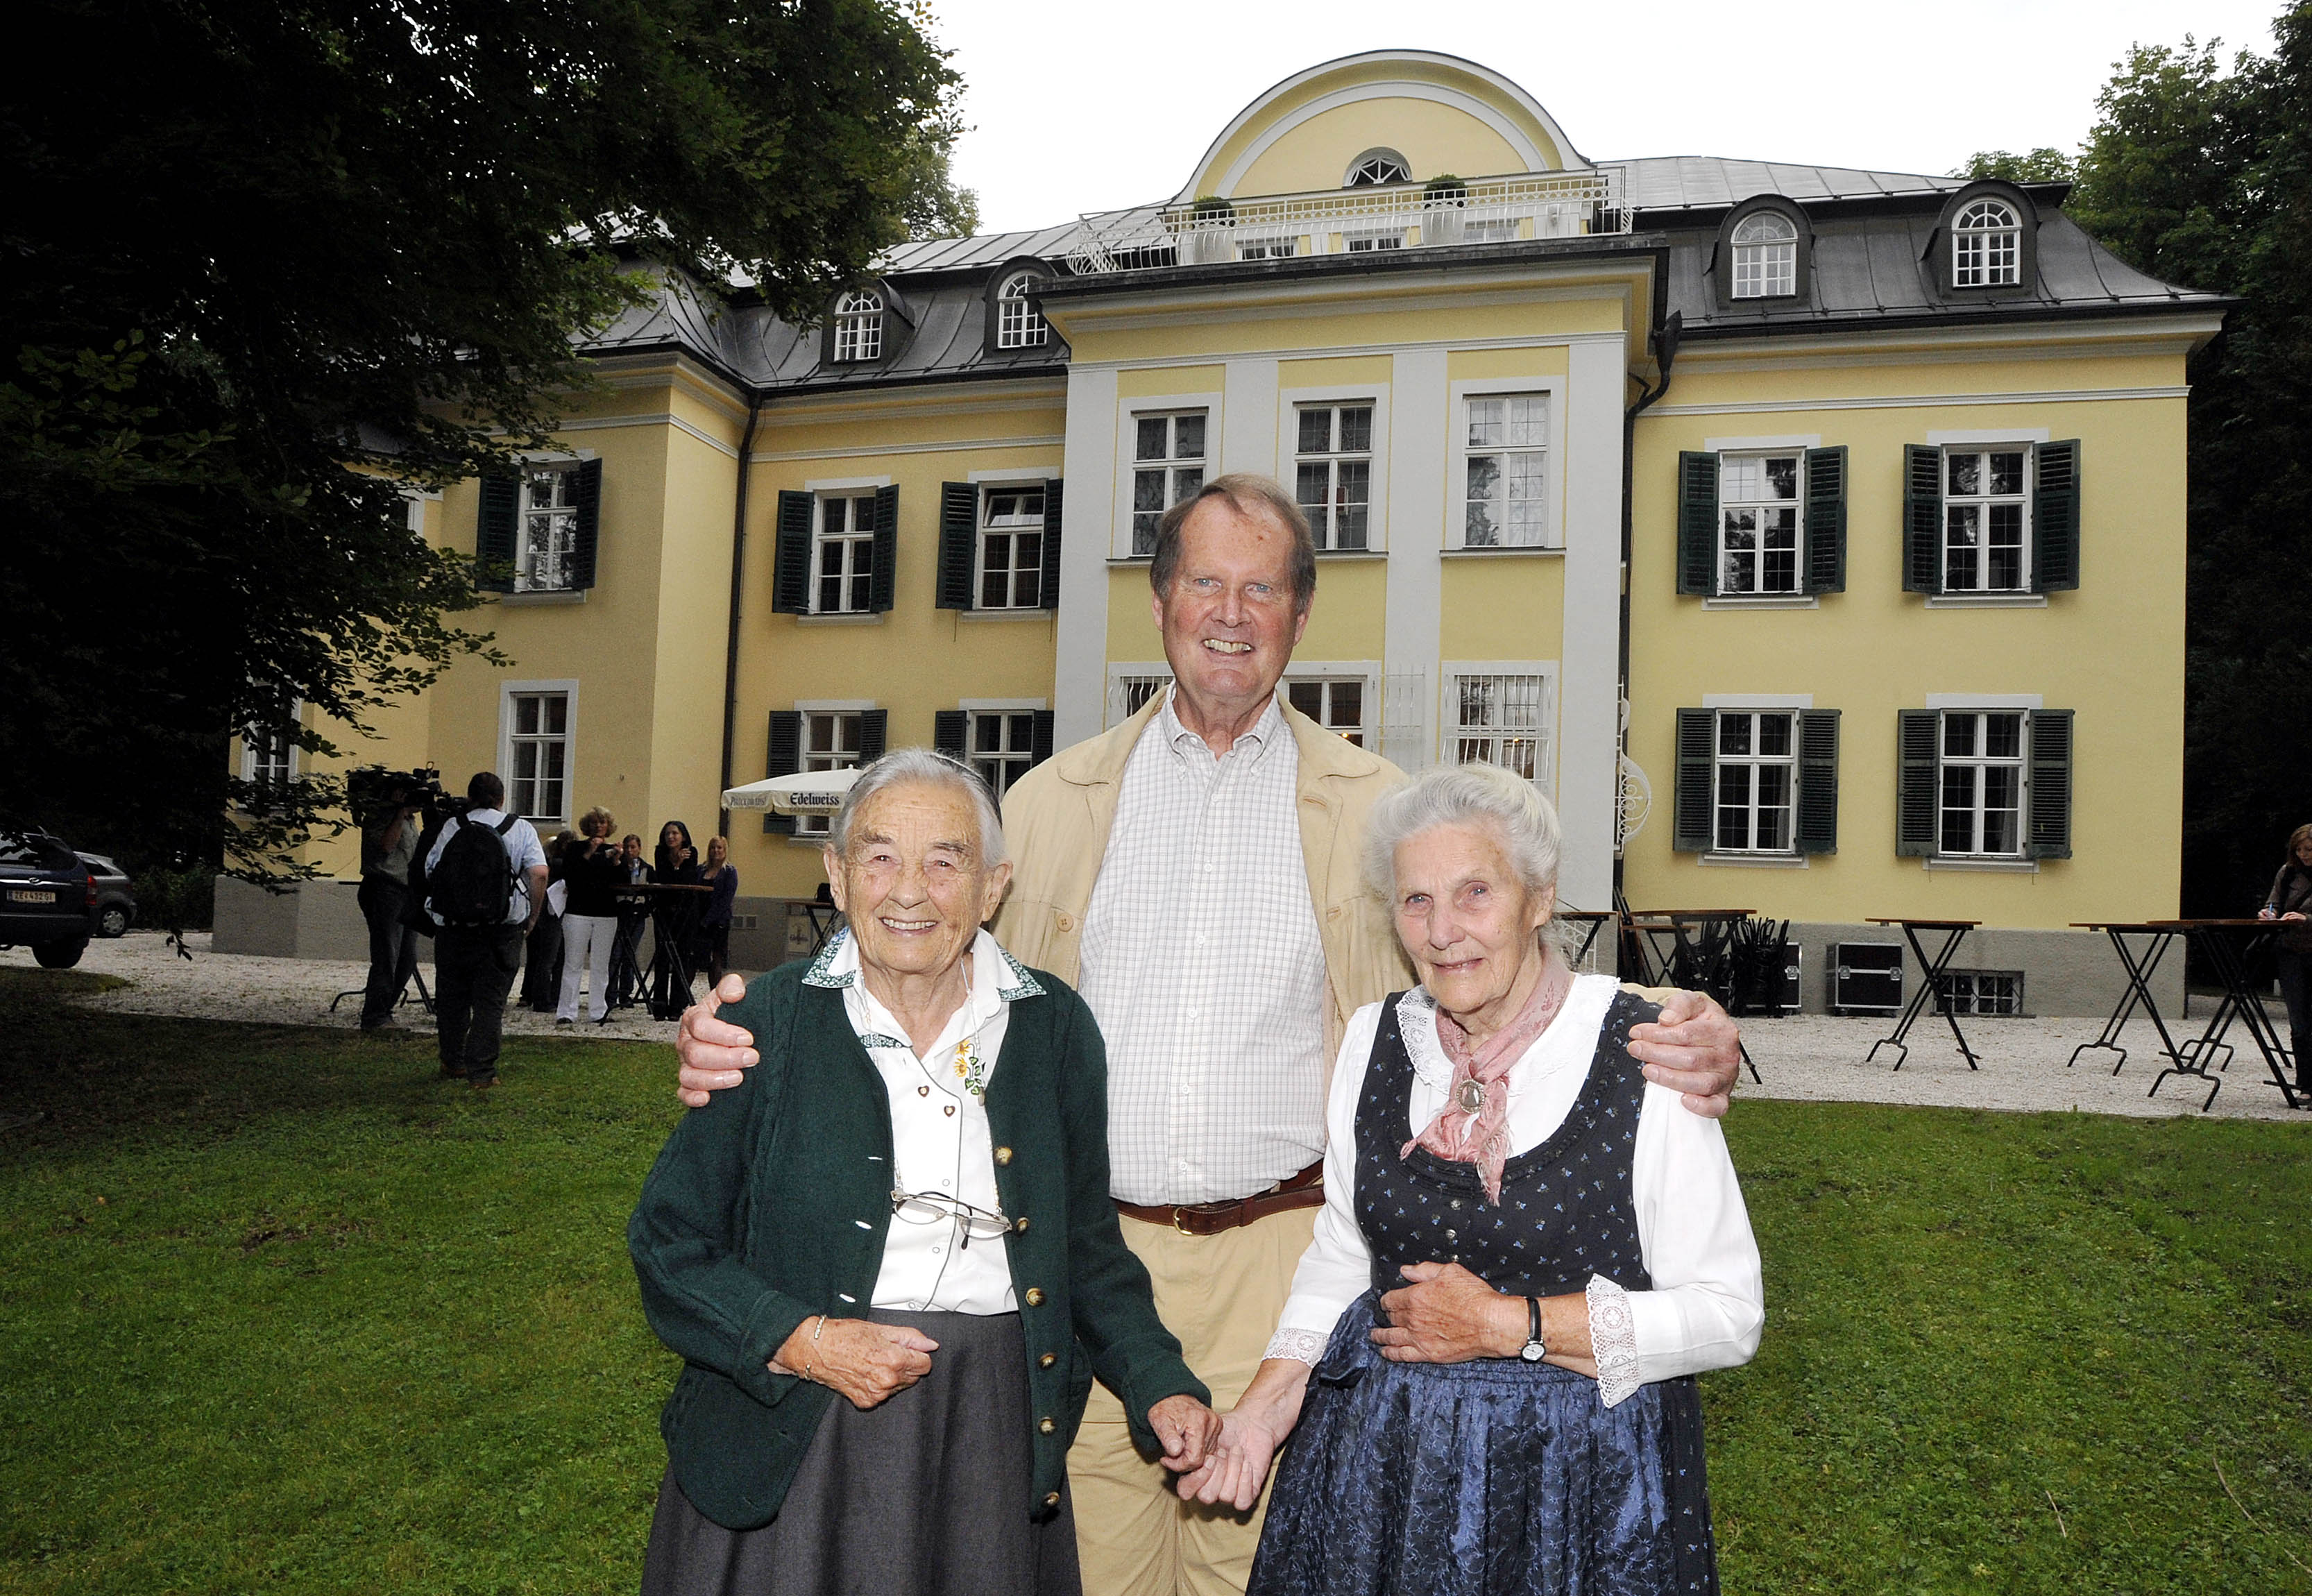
[1108,554,1153,566]
[1923,856,2040,873]
[1702,595,1818,611]
[500,588,588,606]
[1314,549,1388,561]
[1697,851,1808,869]
[1440,545,1564,559]
[1925,593,2048,609]
[794,612,887,627]
[955,607,1055,624]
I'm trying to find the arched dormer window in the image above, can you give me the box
[1952,198,2022,287]
[996,273,1047,349]
[1344,148,1411,187]
[833,289,883,362]
[1731,212,1798,299]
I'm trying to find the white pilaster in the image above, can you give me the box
[1221,358,1280,478]
[1053,366,1118,747]
[1558,341,1626,913]
[1383,348,1447,769]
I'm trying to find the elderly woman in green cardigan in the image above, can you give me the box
[629,749,1221,1596]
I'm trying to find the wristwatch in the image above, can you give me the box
[1519,1296,1547,1362]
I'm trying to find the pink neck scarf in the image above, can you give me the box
[1401,957,1574,1205]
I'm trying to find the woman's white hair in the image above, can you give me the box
[828,747,1008,867]
[1363,763,1570,955]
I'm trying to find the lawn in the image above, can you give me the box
[1,967,2309,1594]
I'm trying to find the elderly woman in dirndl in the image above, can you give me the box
[629,749,1221,1596]
[1176,762,1764,1596]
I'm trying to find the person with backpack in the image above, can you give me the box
[424,772,549,1091]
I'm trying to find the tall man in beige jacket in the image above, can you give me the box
[674,475,1743,1596]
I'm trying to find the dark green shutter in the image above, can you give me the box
[772,491,813,614]
[1797,708,1840,854]
[1039,479,1063,611]
[2028,708,2074,858]
[1672,708,1715,851]
[568,457,602,591]
[1896,709,1940,856]
[937,482,978,610]
[869,486,900,613]
[933,709,967,756]
[1031,710,1055,765]
[858,708,888,763]
[2032,439,2080,593]
[1803,445,1846,595]
[476,470,520,593]
[1676,452,1718,596]
[1903,445,1943,595]
[763,711,801,835]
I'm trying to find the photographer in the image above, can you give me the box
[425,772,548,1091]
[357,774,426,1030]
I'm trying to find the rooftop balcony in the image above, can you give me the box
[1063,168,1631,275]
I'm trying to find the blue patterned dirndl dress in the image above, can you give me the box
[1247,990,1717,1596]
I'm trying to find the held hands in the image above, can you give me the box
[1147,1394,1223,1475]
[1371,1262,1524,1364]
[1628,989,1742,1119]
[677,974,758,1107]
[773,1316,939,1411]
[1173,1404,1291,1511]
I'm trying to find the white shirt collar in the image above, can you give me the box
[1156,684,1287,768]
[805,925,1043,1048]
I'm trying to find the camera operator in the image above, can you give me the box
[357,774,426,1030]
[424,772,548,1091]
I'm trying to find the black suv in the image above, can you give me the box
[0,833,96,968]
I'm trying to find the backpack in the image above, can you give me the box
[427,813,519,928]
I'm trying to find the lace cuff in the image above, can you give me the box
[1262,1327,1328,1366]
[1588,1275,1641,1409]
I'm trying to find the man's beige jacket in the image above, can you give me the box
[990,693,1416,1070]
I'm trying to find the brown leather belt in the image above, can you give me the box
[1114,1160,1324,1237]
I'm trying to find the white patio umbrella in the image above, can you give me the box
[720,766,862,816]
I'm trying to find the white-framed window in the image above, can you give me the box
[1238,235,1298,261]
[1465,218,1520,244]
[506,689,571,823]
[1106,665,1175,726]
[240,703,300,789]
[1131,411,1207,556]
[1939,969,2025,1015]
[1719,453,1803,596]
[799,708,865,837]
[1731,212,1798,298]
[1462,394,1551,547]
[1447,667,1554,785]
[1294,403,1374,552]
[966,708,1040,798]
[1712,711,1798,852]
[1939,710,2027,856]
[1345,151,1411,187]
[1286,677,1367,747]
[996,274,1046,349]
[1344,230,1404,253]
[1943,448,2030,593]
[814,492,877,613]
[833,289,883,362]
[978,486,1045,609]
[1953,200,2021,287]
[516,464,579,592]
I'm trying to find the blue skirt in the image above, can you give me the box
[1248,1292,1716,1596]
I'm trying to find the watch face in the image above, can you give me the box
[1520,1341,1546,1361]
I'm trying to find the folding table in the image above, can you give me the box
[2066,922,2186,1076]
[2143,919,2302,1111]
[1864,917,1981,1071]
[1622,910,1764,1084]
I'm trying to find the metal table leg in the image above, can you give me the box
[1869,924,1978,1071]
[2069,929,2177,1076]
[2153,927,2298,1111]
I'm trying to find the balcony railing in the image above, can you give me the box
[1064,168,1629,275]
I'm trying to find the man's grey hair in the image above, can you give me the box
[828,747,1008,867]
[1148,472,1319,616]
[1363,763,1571,956]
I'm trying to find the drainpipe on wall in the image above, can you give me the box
[717,392,765,839]
[1615,309,1681,908]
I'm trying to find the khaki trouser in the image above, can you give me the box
[1070,1206,1321,1596]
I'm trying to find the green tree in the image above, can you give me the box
[2061,15,2312,917]
[899,131,984,240]
[1952,147,2077,183]
[0,0,960,888]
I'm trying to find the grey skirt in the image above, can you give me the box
[640,1309,1081,1596]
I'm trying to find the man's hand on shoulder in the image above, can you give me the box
[676,974,759,1107]
[1627,989,1740,1119]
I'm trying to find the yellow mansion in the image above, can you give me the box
[221,51,2225,1015]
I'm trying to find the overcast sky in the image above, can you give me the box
[926,0,2284,234]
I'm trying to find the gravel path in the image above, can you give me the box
[9,933,2309,1123]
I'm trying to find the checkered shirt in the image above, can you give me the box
[1078,688,1329,1206]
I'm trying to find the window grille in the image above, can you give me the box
[1452,672,1551,783]
[1112,674,1173,724]
[1295,404,1373,551]
[1345,151,1411,187]
[1131,412,1206,556]
[1938,969,2024,1015]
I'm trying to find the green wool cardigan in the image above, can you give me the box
[629,957,1209,1531]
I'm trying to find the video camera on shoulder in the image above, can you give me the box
[348,765,449,829]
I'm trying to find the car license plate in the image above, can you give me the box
[8,889,56,904]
